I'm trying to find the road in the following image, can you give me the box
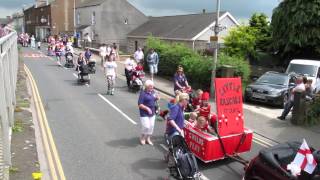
[23,47,272,180]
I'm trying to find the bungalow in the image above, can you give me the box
[127,11,239,53]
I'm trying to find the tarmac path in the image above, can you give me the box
[22,46,275,180]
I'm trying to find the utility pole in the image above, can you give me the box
[73,0,76,36]
[210,0,221,101]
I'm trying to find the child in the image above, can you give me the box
[188,112,197,126]
[199,92,211,120]
[192,89,203,111]
[135,61,144,71]
[37,39,41,50]
[84,48,92,63]
[194,116,215,134]
[104,56,117,95]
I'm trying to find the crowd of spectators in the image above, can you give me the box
[0,24,11,38]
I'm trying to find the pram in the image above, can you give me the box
[77,64,90,84]
[129,70,144,91]
[166,135,201,180]
[87,61,96,74]
[64,52,74,68]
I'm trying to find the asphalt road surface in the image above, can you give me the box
[22,47,269,180]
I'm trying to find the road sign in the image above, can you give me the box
[210,36,218,42]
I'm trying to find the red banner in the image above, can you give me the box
[215,78,244,136]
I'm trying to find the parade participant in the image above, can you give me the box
[188,112,198,126]
[134,47,144,64]
[194,116,215,134]
[199,92,211,120]
[104,55,118,95]
[147,48,159,81]
[55,42,64,66]
[30,35,36,49]
[192,89,203,111]
[173,66,190,92]
[138,80,160,145]
[99,43,107,66]
[166,93,189,139]
[111,43,120,61]
[75,53,86,71]
[124,55,136,87]
[84,48,92,63]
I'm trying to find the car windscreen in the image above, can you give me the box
[257,74,289,86]
[286,64,318,77]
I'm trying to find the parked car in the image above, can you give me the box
[286,59,320,93]
[244,71,297,107]
[243,141,320,180]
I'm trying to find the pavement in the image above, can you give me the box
[18,45,320,180]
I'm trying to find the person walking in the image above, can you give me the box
[30,35,36,49]
[146,48,159,81]
[277,76,306,120]
[99,43,107,66]
[124,55,136,87]
[104,56,117,95]
[138,80,160,145]
[134,47,144,64]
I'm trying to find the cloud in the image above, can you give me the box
[0,7,20,18]
[128,0,279,19]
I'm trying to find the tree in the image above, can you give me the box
[249,13,271,51]
[223,25,257,59]
[271,0,320,62]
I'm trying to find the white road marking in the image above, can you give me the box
[98,93,137,125]
[159,143,168,151]
[200,174,210,180]
[72,73,78,78]
[85,84,90,87]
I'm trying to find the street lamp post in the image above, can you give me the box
[210,0,221,101]
[73,0,76,36]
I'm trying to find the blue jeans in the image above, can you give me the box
[281,100,294,118]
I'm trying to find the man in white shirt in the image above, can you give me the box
[99,44,107,66]
[278,76,305,120]
[124,55,136,87]
[134,47,144,64]
[104,58,117,95]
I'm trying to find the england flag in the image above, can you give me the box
[287,139,317,175]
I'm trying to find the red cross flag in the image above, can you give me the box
[287,139,317,175]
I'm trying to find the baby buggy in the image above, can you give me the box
[87,61,96,74]
[129,70,144,91]
[77,64,90,84]
[64,52,74,68]
[166,135,201,180]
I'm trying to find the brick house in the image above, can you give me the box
[127,11,239,53]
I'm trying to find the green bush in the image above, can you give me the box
[145,36,251,90]
[305,95,320,126]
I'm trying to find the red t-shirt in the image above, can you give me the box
[135,65,144,71]
[199,104,211,119]
[191,97,201,108]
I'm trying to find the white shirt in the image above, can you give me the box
[104,61,117,76]
[124,58,136,71]
[290,83,306,101]
[99,46,107,57]
[106,47,112,56]
[134,50,144,61]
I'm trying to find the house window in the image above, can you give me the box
[91,11,96,25]
[124,18,128,25]
[77,13,80,25]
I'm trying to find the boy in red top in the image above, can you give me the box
[135,62,144,71]
[199,92,211,120]
[194,116,215,134]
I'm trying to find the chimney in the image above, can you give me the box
[202,9,206,14]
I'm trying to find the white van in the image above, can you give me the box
[286,59,320,92]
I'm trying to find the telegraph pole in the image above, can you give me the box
[210,0,221,101]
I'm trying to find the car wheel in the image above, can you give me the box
[282,94,289,108]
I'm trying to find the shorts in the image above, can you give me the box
[149,64,158,74]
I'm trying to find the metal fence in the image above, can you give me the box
[0,31,19,179]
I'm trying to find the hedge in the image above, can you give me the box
[145,36,251,90]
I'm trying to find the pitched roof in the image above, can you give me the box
[128,12,227,40]
[76,0,106,8]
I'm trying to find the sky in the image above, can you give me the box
[0,0,280,21]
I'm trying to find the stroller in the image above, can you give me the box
[87,61,96,74]
[129,70,144,91]
[64,52,74,68]
[77,64,90,84]
[166,135,201,180]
